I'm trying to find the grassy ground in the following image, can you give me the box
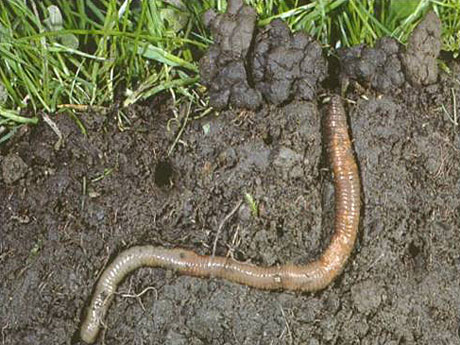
[0,0,459,144]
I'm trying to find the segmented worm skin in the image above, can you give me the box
[80,95,360,344]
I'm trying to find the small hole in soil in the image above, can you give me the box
[154,160,174,187]
[276,219,285,237]
[263,132,273,145]
[408,242,420,258]
[322,53,340,91]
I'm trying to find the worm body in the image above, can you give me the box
[80,96,360,344]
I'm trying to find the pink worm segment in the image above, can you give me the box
[80,96,360,343]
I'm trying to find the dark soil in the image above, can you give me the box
[1,4,460,345]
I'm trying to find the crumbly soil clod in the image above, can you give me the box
[402,11,442,86]
[200,0,326,109]
[199,0,261,110]
[1,153,28,184]
[339,11,441,93]
[252,19,326,105]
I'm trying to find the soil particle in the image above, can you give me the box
[236,140,271,172]
[351,279,383,314]
[273,146,304,179]
[1,153,28,184]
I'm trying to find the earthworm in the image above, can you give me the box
[80,95,361,344]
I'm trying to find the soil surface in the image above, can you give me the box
[1,4,460,345]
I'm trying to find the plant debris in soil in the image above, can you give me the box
[1,1,460,344]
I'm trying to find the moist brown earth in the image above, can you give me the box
[1,5,460,345]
